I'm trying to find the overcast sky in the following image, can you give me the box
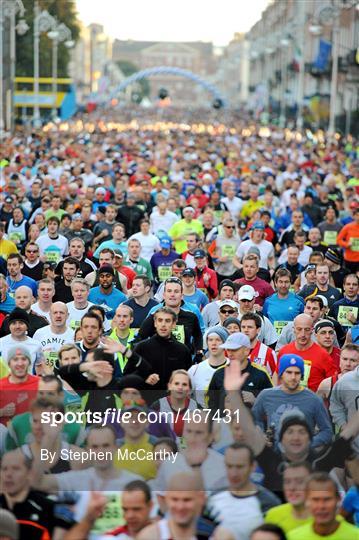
[76,0,269,46]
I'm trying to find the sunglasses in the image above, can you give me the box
[26,250,39,254]
[240,298,253,303]
[225,225,236,229]
[165,277,183,285]
[220,309,236,315]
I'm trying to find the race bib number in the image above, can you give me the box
[158,265,172,281]
[351,238,359,252]
[222,244,236,257]
[91,492,124,534]
[323,231,337,245]
[172,324,185,344]
[302,360,312,388]
[70,319,81,330]
[44,350,59,369]
[274,321,289,336]
[337,306,358,327]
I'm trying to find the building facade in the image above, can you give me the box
[246,0,358,131]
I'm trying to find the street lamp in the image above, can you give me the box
[48,22,73,119]
[33,1,56,126]
[0,0,28,134]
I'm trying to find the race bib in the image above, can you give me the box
[302,360,312,387]
[70,319,81,330]
[337,306,358,327]
[351,238,359,252]
[158,265,172,281]
[91,492,124,534]
[274,321,289,336]
[44,350,59,369]
[222,244,236,257]
[44,248,61,263]
[323,230,337,245]
[172,324,185,344]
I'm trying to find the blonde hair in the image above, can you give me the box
[169,369,192,389]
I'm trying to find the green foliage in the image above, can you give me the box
[116,59,150,98]
[16,0,81,78]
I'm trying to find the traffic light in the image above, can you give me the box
[158,88,168,100]
[213,98,223,109]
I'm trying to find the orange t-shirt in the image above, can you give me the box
[337,221,359,262]
[277,342,336,392]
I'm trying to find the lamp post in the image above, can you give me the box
[33,1,56,126]
[48,22,74,119]
[0,0,28,134]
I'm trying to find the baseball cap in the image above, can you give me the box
[98,264,115,276]
[219,279,236,293]
[182,268,196,277]
[238,219,247,230]
[193,249,207,258]
[278,354,304,378]
[219,299,238,310]
[4,196,14,204]
[251,220,265,230]
[113,249,123,258]
[237,285,256,301]
[219,332,251,350]
[95,187,106,195]
[160,238,172,249]
[316,294,328,308]
[304,264,316,275]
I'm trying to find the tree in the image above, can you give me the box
[116,60,150,99]
[16,0,80,78]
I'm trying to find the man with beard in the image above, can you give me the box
[88,265,127,321]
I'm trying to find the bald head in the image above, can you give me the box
[165,473,205,527]
[15,286,33,311]
[167,471,204,492]
[50,302,69,329]
[294,313,313,349]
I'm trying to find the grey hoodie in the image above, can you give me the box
[330,366,359,452]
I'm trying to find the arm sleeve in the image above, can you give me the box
[329,380,348,428]
[191,313,204,352]
[252,394,266,431]
[137,315,155,342]
[311,398,334,448]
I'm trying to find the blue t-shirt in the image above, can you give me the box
[184,289,209,310]
[122,297,159,329]
[6,275,38,297]
[263,292,304,324]
[0,293,16,313]
[342,485,359,526]
[88,286,127,319]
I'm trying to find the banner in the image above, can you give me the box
[313,39,332,71]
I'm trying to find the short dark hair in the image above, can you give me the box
[284,460,312,474]
[133,274,151,289]
[47,216,60,226]
[154,306,178,322]
[171,259,186,269]
[274,268,292,282]
[40,374,63,393]
[80,312,102,329]
[306,472,339,498]
[7,253,23,264]
[88,305,106,321]
[124,480,152,503]
[305,296,324,309]
[63,256,80,269]
[227,442,255,464]
[250,524,286,540]
[240,312,262,329]
[344,273,359,286]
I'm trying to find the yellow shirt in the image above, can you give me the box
[241,200,264,219]
[0,238,18,260]
[114,434,157,480]
[168,219,204,254]
[265,503,312,533]
[288,520,358,540]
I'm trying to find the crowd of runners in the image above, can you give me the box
[0,110,358,540]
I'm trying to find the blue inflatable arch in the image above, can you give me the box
[106,66,227,107]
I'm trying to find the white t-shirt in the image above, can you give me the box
[154,448,227,492]
[129,232,161,259]
[66,301,94,330]
[36,234,69,264]
[235,239,274,269]
[0,334,43,371]
[188,358,229,407]
[31,302,50,321]
[33,326,74,367]
[207,490,264,540]
[221,196,244,219]
[150,210,179,235]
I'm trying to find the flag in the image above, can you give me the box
[292,43,301,73]
[314,39,332,71]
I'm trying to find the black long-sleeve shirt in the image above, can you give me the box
[137,307,203,355]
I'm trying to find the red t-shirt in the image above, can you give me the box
[0,375,39,425]
[277,342,336,392]
[235,277,275,306]
[119,266,136,289]
[330,346,341,371]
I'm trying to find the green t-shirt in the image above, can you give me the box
[123,257,153,280]
[265,503,312,533]
[5,411,86,450]
[288,520,358,540]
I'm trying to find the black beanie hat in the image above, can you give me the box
[279,415,313,441]
[8,308,30,327]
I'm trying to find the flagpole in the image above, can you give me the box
[328,24,339,134]
[296,0,306,129]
